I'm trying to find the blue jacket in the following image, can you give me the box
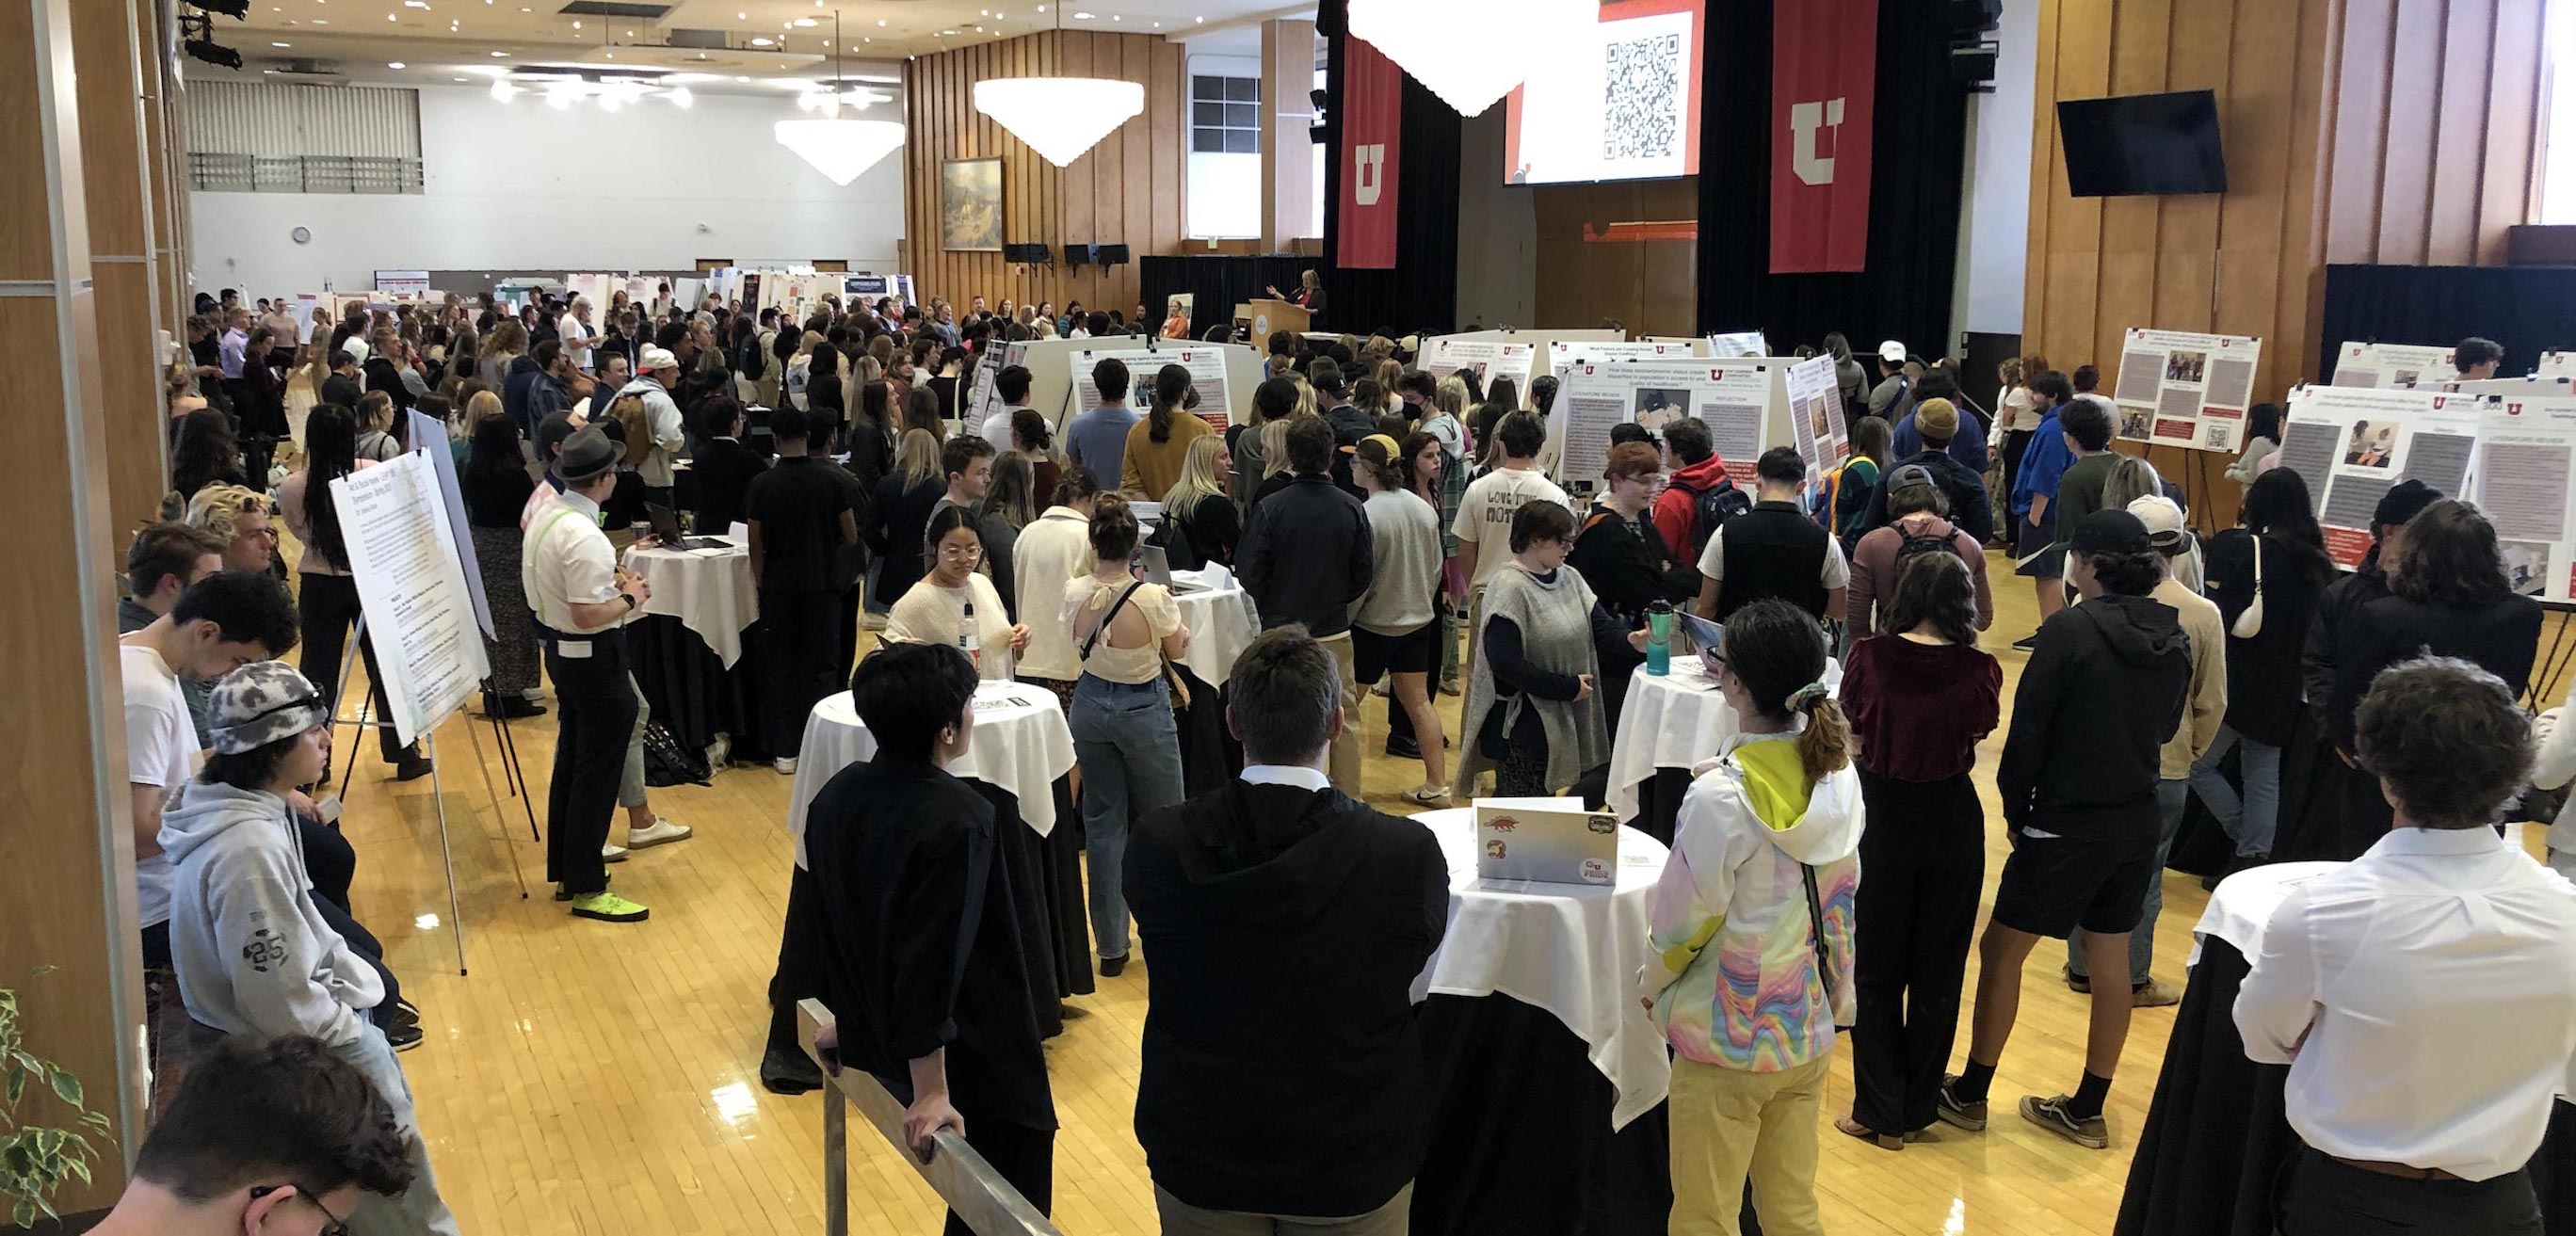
[2012,409,2070,518]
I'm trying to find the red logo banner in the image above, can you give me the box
[1338,36,1402,269]
[1769,0,1876,273]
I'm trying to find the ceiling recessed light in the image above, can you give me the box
[1072,9,1092,16]
[387,60,405,67]
[734,74,749,82]
[736,9,745,17]
[309,16,323,22]
[792,16,815,26]
[403,0,427,7]
[1195,14,1203,21]
[877,18,884,25]
[386,11,394,19]
[751,36,773,44]
[490,49,508,56]
[271,40,291,46]
[454,75,468,81]
[571,18,580,26]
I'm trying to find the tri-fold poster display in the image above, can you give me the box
[2111,328,2263,453]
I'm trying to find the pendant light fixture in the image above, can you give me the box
[972,4,1144,167]
[1344,0,1595,118]
[775,11,906,185]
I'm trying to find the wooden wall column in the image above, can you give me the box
[1,0,153,1209]
[1260,18,1316,249]
[77,0,167,544]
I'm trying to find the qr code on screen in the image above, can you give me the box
[1602,32,1682,162]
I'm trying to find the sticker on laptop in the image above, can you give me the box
[1580,858,1612,883]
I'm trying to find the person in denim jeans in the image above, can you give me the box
[1064,493,1191,976]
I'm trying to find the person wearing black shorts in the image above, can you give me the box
[1350,434,1450,804]
[1941,510,2192,1150]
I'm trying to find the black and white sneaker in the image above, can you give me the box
[2021,1095,2109,1148]
[1935,1076,1988,1132]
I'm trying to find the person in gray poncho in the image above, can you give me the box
[1454,499,1623,797]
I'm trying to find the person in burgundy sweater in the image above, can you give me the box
[1834,552,2003,1147]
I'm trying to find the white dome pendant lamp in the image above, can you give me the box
[972,4,1144,167]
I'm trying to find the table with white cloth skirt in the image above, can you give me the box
[620,536,770,762]
[1156,573,1262,795]
[1604,654,1842,843]
[1403,806,1681,1235]
[783,682,1094,1014]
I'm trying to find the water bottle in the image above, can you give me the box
[958,600,980,670]
[1645,600,1674,677]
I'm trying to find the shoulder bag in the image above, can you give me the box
[2230,534,2265,638]
[1081,578,1192,711]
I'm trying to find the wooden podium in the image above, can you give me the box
[1244,297,1312,341]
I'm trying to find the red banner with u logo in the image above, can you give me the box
[1337,35,1401,269]
[1770,0,1876,273]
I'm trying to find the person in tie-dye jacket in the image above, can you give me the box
[1640,600,1863,1236]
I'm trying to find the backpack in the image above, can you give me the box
[1890,519,1958,576]
[1881,376,1914,424]
[640,718,713,786]
[1689,481,1753,557]
[736,331,767,381]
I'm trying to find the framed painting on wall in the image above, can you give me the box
[941,158,1004,251]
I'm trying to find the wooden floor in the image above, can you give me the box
[318,551,2551,1235]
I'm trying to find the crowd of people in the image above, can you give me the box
[127,288,2576,1236]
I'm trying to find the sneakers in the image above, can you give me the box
[2064,968,2091,995]
[761,1044,823,1095]
[774,757,799,776]
[2131,977,2183,1007]
[602,843,630,863]
[570,891,651,923]
[1385,733,1423,760]
[392,752,435,782]
[2010,634,2040,652]
[2021,1095,2110,1148]
[1403,784,1451,806]
[1099,955,1128,978]
[625,817,693,849]
[385,1020,425,1051]
[1935,1076,1988,1131]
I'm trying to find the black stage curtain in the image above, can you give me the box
[1695,0,1968,355]
[1314,0,1464,336]
[2319,264,2576,382]
[1139,254,1312,344]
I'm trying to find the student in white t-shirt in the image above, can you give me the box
[120,570,301,975]
[1451,410,1570,601]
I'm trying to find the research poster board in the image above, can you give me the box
[2329,341,2456,389]
[408,410,493,640]
[329,452,491,746]
[1781,354,1849,474]
[2540,351,2576,378]
[2278,385,2483,568]
[1550,359,1777,498]
[1420,335,1538,395]
[2472,394,2576,602]
[1073,345,1245,431]
[291,295,323,343]
[1707,330,1771,358]
[963,343,1018,438]
[1547,339,1706,370]
[2111,328,2263,453]
[374,269,430,297]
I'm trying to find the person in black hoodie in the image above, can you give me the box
[2275,478,2442,860]
[806,642,1056,1232]
[1126,626,1448,1231]
[1941,509,2190,1152]
[2188,469,2334,875]
[688,395,765,535]
[2287,496,2541,862]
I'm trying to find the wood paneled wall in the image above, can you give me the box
[1532,178,1700,336]
[901,30,1184,323]
[2023,0,2544,522]
[75,0,167,542]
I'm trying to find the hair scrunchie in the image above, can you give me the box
[1787,682,1831,713]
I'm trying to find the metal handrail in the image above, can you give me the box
[797,999,1063,1236]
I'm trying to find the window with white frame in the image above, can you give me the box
[1186,59,1263,238]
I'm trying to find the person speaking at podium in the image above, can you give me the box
[523,426,656,923]
[1264,269,1327,327]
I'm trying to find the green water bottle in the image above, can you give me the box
[1646,600,1674,677]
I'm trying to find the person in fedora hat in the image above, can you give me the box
[523,426,660,923]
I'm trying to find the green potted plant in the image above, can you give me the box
[0,970,117,1229]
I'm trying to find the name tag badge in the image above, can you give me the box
[557,639,594,659]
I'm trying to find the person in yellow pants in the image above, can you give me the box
[1640,601,1864,1236]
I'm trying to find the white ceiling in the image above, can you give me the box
[187,0,1312,92]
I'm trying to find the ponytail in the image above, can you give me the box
[1794,695,1854,781]
[1724,600,1856,780]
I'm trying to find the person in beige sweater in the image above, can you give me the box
[1122,362,1212,497]
[2065,493,2225,1007]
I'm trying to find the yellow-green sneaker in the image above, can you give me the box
[570,891,650,923]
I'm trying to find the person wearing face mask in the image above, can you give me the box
[86,1034,416,1236]
[160,662,461,1236]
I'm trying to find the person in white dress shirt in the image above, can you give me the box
[2236,654,2576,1235]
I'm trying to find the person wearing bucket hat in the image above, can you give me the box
[1946,507,2192,1152]
[1861,395,1996,549]
[523,426,659,923]
[160,660,463,1236]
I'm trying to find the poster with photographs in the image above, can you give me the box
[1782,354,1849,475]
[2279,385,2485,568]
[1550,360,1777,498]
[2473,395,2576,602]
[2329,341,2456,390]
[1547,339,1705,368]
[1707,330,1771,359]
[1074,345,1236,430]
[2111,328,2263,453]
[1420,335,1538,396]
[965,340,1034,437]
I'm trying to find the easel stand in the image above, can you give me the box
[2532,602,2576,711]
[327,614,534,976]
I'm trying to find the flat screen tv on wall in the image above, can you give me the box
[2058,89,2227,197]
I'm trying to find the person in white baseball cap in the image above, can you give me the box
[612,345,688,507]
[1869,340,1915,419]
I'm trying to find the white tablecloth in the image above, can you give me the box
[783,682,1079,866]
[1603,655,1842,821]
[2187,861,2343,968]
[1171,583,1261,686]
[622,537,756,667]
[1408,806,1672,1130]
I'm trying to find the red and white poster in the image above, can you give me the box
[1337,35,1402,269]
[1769,0,1876,273]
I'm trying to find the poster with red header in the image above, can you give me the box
[1769,0,1876,273]
[2278,385,2482,568]
[1337,36,1402,270]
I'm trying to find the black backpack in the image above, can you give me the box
[736,331,768,381]
[1690,482,1753,557]
[1891,520,1957,576]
